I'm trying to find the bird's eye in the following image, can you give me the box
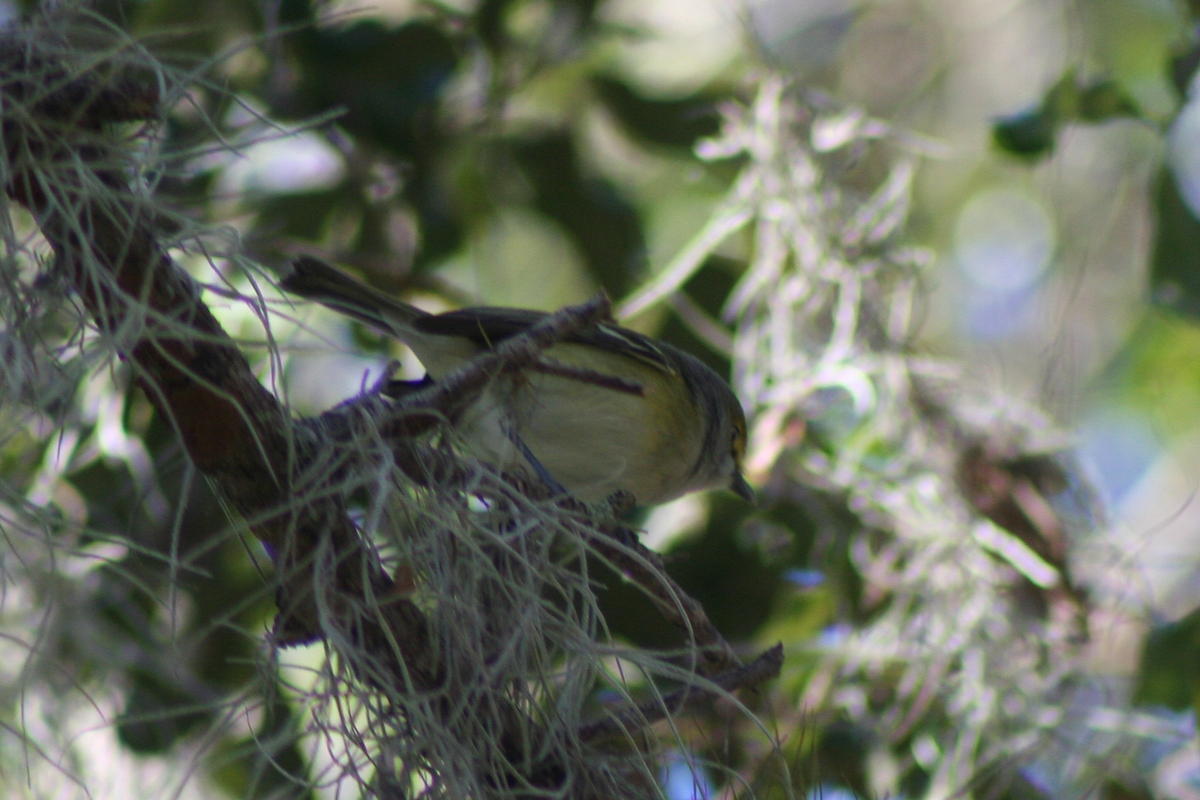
[731,424,746,462]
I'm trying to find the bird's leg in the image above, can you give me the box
[502,421,568,497]
[382,374,435,399]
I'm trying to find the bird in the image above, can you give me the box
[281,256,753,506]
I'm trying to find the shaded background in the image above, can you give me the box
[5,0,1200,798]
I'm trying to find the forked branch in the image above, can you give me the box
[0,27,779,797]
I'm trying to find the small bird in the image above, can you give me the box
[282,256,752,505]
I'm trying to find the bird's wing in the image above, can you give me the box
[417,309,678,375]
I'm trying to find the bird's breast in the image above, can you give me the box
[505,343,704,504]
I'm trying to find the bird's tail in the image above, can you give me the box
[281,256,429,336]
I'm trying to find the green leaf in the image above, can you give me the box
[1078,80,1140,122]
[592,76,724,149]
[1150,167,1200,318]
[994,72,1141,160]
[992,71,1084,158]
[512,133,646,296]
[117,671,212,754]
[993,108,1060,159]
[1133,605,1200,710]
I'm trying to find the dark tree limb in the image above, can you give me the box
[0,29,780,795]
[578,644,784,744]
[0,31,439,686]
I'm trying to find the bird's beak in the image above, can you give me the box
[730,471,755,502]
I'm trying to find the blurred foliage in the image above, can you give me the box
[7,0,1200,797]
[1150,167,1200,319]
[1107,311,1200,436]
[990,5,1200,324]
[1135,605,1200,711]
[993,71,1140,159]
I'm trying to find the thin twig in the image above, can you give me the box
[578,644,784,743]
[527,357,644,396]
[400,293,614,421]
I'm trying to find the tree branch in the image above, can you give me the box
[0,29,778,797]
